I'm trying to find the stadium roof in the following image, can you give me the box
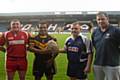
[0,11,120,16]
[0,11,120,24]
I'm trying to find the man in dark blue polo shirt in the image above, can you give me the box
[92,12,120,80]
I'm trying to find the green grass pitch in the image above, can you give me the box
[0,34,94,80]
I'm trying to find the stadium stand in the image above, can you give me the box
[0,23,8,32]
[48,24,57,32]
[0,11,120,33]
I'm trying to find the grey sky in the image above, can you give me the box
[0,0,119,13]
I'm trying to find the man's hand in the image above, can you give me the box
[84,65,91,73]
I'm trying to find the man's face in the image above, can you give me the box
[10,21,21,32]
[39,24,48,35]
[71,24,81,37]
[96,14,109,29]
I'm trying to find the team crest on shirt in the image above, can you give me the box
[105,33,110,39]
[67,42,71,45]
[21,36,25,39]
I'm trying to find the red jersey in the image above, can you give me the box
[0,31,29,58]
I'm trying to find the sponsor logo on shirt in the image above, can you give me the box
[68,46,79,52]
[8,37,14,40]
[9,40,25,45]
[105,33,110,39]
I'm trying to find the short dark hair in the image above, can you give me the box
[96,11,109,18]
[38,21,49,28]
[72,21,82,26]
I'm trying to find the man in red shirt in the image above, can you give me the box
[0,19,29,80]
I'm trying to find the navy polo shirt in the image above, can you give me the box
[92,25,120,66]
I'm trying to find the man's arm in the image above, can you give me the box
[48,49,66,63]
[0,33,6,52]
[84,39,94,73]
[28,34,52,54]
[59,44,67,53]
[59,48,66,53]
[84,53,93,73]
[28,46,52,54]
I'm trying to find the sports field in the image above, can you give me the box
[0,34,94,80]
